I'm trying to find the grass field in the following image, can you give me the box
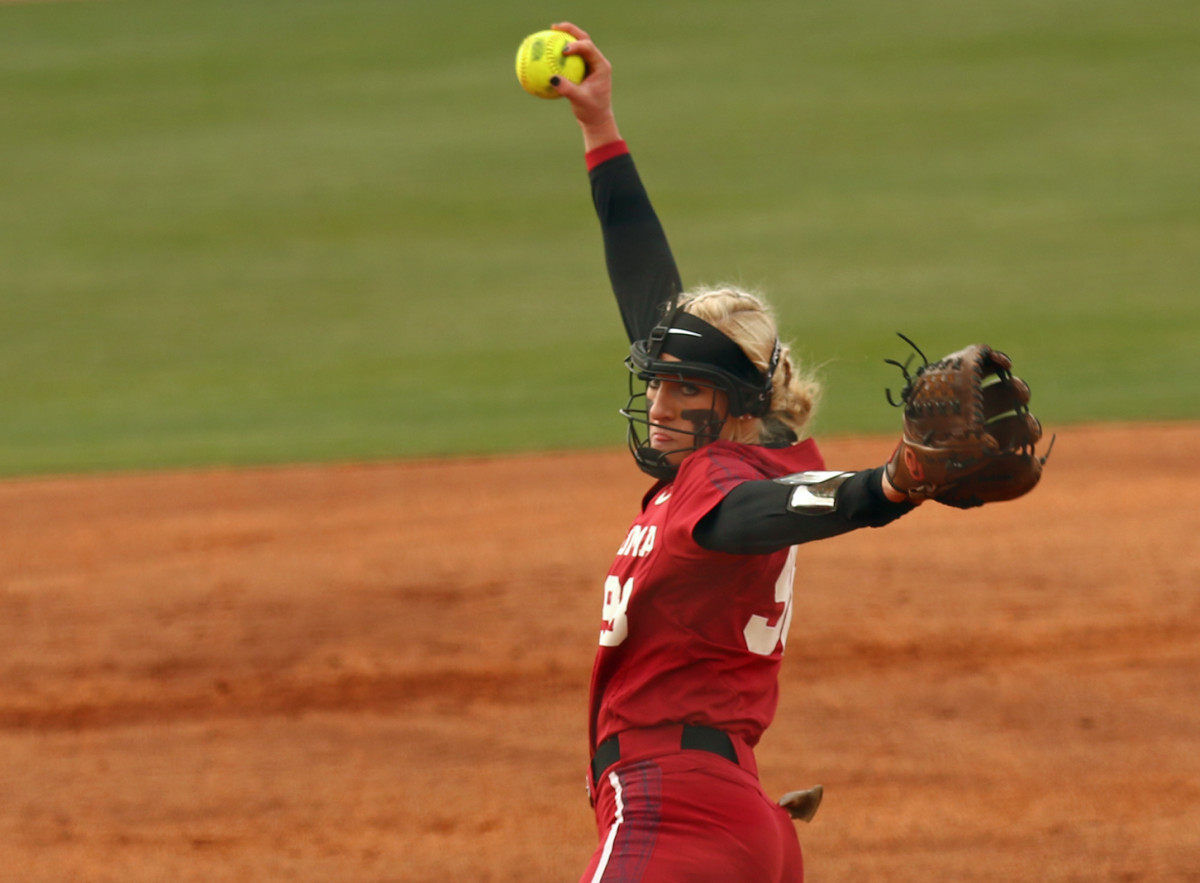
[2,0,1198,476]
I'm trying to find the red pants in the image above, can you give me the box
[579,726,804,883]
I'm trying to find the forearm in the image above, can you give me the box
[588,147,684,342]
[693,467,915,555]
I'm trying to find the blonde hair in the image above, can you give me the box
[679,287,820,446]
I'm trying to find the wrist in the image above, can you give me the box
[580,116,622,153]
[880,466,915,504]
[585,138,629,170]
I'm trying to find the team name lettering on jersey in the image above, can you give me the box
[616,524,656,558]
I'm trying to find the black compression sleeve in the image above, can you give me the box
[693,466,915,555]
[589,153,683,342]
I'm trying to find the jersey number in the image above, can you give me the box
[599,575,634,647]
[742,546,797,656]
[599,547,797,656]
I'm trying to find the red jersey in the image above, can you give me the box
[589,438,826,752]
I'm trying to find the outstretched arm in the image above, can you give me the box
[693,468,915,555]
[551,22,683,343]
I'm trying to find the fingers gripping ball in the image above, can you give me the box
[515,29,586,99]
[884,337,1051,508]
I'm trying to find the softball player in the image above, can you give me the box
[550,23,920,883]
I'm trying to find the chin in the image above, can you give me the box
[661,448,693,465]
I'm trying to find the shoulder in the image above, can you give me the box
[645,440,828,521]
[681,439,826,487]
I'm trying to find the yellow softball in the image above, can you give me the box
[515,29,586,99]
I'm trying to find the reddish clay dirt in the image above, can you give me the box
[2,423,1198,882]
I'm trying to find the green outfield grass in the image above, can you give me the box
[2,0,1197,476]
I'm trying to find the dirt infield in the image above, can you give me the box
[2,423,1198,882]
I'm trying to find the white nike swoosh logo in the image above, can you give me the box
[666,328,703,337]
[654,491,672,505]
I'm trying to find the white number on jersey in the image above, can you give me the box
[599,575,634,646]
[742,546,797,656]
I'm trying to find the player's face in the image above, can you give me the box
[644,357,730,464]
